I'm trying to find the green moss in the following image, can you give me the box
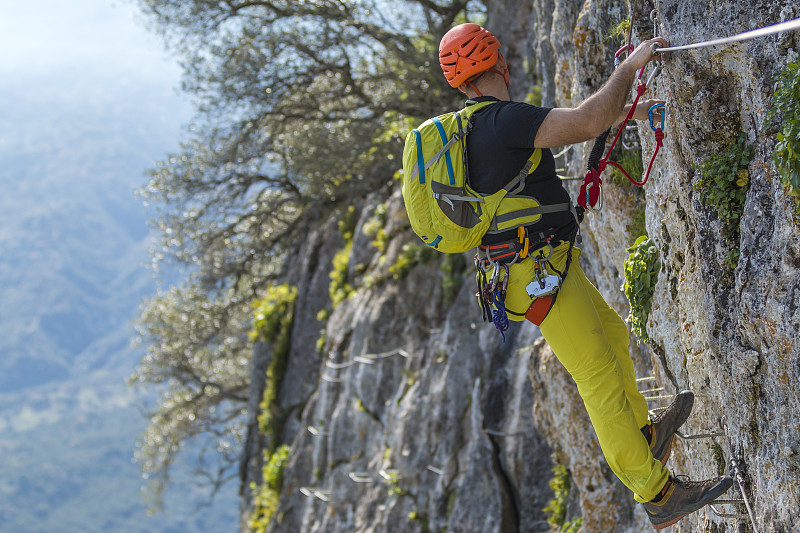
[603,19,631,45]
[408,510,431,533]
[622,236,660,344]
[766,61,800,210]
[250,283,298,345]
[694,132,754,264]
[380,468,408,496]
[248,444,290,533]
[329,241,354,307]
[251,284,298,449]
[362,202,389,252]
[324,205,360,315]
[563,517,582,532]
[337,205,358,241]
[388,242,437,280]
[544,459,574,529]
[315,328,327,354]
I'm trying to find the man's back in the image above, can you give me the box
[465,97,575,243]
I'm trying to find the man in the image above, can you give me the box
[437,23,732,529]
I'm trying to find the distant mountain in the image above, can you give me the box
[0,76,238,531]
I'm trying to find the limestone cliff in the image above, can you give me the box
[241,1,800,531]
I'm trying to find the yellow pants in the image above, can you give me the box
[500,241,668,502]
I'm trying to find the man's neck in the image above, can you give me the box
[465,80,510,101]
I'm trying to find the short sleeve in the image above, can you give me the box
[493,102,552,149]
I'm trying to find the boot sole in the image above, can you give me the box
[647,478,733,530]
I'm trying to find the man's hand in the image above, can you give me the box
[625,38,667,71]
[534,38,669,148]
[632,99,665,122]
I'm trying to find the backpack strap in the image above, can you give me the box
[503,148,542,195]
[412,129,425,184]
[486,148,572,234]
[410,102,495,183]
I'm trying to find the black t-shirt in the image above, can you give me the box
[465,96,575,244]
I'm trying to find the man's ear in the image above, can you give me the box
[497,53,508,73]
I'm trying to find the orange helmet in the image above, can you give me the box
[439,23,501,89]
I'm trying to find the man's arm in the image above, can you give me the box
[534,38,666,148]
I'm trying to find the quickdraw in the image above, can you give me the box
[476,261,511,341]
[578,47,666,210]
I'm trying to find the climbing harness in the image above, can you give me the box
[475,221,579,335]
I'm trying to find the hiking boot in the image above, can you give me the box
[643,475,733,529]
[642,390,694,464]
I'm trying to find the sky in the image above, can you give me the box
[0,0,192,155]
[0,0,180,85]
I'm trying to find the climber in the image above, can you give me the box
[436,23,732,529]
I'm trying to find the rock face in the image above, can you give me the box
[242,1,800,532]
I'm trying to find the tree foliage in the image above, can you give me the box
[138,0,477,285]
[132,0,483,511]
[130,282,254,509]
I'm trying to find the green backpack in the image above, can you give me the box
[402,101,562,254]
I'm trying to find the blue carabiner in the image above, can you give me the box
[649,103,665,131]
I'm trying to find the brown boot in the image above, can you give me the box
[641,390,694,464]
[643,475,733,529]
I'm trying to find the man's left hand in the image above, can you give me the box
[632,99,665,122]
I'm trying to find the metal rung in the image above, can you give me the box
[379,468,401,480]
[326,360,359,369]
[348,472,374,483]
[326,349,409,370]
[710,501,749,519]
[638,386,665,395]
[427,465,447,476]
[675,429,725,440]
[553,145,573,158]
[662,416,758,530]
[636,376,657,383]
[307,425,329,437]
[299,487,331,502]
[358,348,409,361]
[644,394,674,401]
[321,374,343,383]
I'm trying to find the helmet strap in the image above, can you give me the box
[466,81,483,97]
[488,68,510,89]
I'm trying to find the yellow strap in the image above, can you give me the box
[518,226,529,259]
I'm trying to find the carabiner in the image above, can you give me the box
[649,103,665,131]
[645,63,663,87]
